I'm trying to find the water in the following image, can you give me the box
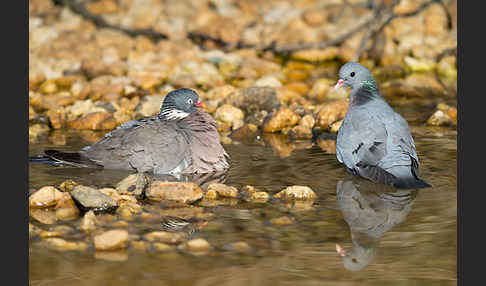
[29,108,457,285]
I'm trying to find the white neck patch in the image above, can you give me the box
[161,109,190,120]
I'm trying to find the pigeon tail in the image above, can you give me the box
[392,176,431,190]
[36,150,104,169]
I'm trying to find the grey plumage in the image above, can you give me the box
[335,62,431,189]
[34,88,229,175]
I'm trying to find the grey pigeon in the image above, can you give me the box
[31,88,229,186]
[334,62,431,189]
[335,175,417,271]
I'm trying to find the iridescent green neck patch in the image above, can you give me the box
[362,80,377,91]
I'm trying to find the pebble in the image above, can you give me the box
[178,238,211,252]
[79,210,98,233]
[315,100,349,131]
[206,183,239,198]
[274,186,317,201]
[115,174,144,196]
[146,181,203,204]
[67,111,117,130]
[262,108,300,133]
[70,185,119,213]
[29,186,64,208]
[44,238,88,252]
[93,229,129,250]
[269,216,294,226]
[143,231,187,245]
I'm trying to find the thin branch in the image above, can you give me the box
[59,0,168,40]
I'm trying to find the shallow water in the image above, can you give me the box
[29,106,457,285]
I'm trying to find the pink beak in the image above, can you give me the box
[336,244,347,257]
[335,79,346,89]
[195,101,203,108]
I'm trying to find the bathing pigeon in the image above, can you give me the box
[334,62,431,189]
[31,88,229,187]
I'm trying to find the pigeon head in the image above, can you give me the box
[159,88,203,120]
[335,62,377,91]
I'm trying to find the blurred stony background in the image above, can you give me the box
[29,0,457,145]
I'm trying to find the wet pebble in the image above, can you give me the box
[143,231,187,245]
[315,100,349,131]
[206,183,239,199]
[93,229,129,251]
[146,181,203,204]
[70,185,118,213]
[44,238,87,252]
[29,186,63,208]
[262,108,300,133]
[274,186,317,201]
[79,210,98,233]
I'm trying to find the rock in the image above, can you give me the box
[230,123,260,143]
[248,191,270,203]
[44,238,87,252]
[274,186,317,201]
[269,216,294,226]
[207,183,239,198]
[404,56,436,73]
[146,181,203,204]
[225,241,252,253]
[315,100,349,131]
[284,82,309,96]
[143,231,187,244]
[39,80,58,94]
[29,105,38,121]
[55,192,80,220]
[382,74,445,97]
[291,47,339,62]
[152,242,174,252]
[116,202,142,218]
[29,186,63,208]
[255,76,282,88]
[115,174,144,196]
[65,99,107,120]
[262,108,300,133]
[130,240,151,252]
[70,185,118,213]
[39,225,74,239]
[204,189,218,200]
[288,114,315,139]
[214,104,245,128]
[93,229,129,251]
[426,110,455,126]
[223,87,281,124]
[46,108,67,129]
[178,238,211,253]
[67,111,117,130]
[133,94,164,118]
[302,8,328,26]
[30,92,77,111]
[80,210,98,233]
[58,180,79,192]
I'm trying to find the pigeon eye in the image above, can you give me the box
[187,99,193,105]
[350,72,355,77]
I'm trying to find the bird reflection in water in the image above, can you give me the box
[335,175,418,271]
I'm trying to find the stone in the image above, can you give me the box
[288,114,315,139]
[223,87,281,116]
[153,242,174,252]
[426,110,455,126]
[291,47,339,62]
[274,186,317,201]
[39,225,74,239]
[94,250,128,261]
[55,192,80,220]
[269,216,294,226]
[67,111,117,130]
[178,238,211,252]
[116,174,144,196]
[329,119,343,133]
[255,76,282,88]
[404,56,436,73]
[130,240,151,252]
[143,231,187,245]
[207,183,239,198]
[44,238,87,252]
[29,186,63,208]
[284,82,310,96]
[133,94,164,118]
[146,181,203,204]
[46,108,67,129]
[315,100,349,131]
[29,123,50,142]
[70,185,118,213]
[80,210,98,233]
[58,180,79,192]
[93,229,129,251]
[225,241,252,253]
[302,8,328,26]
[214,104,245,127]
[262,108,300,133]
